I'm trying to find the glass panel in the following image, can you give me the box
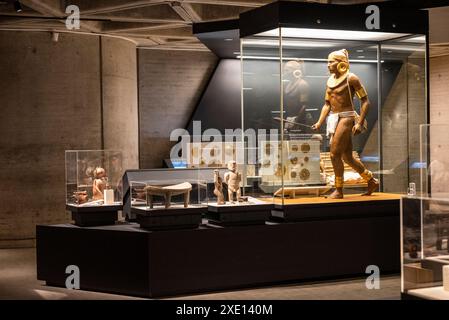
[420,124,449,198]
[241,29,281,203]
[401,124,449,299]
[401,197,449,299]
[65,150,123,206]
[380,35,427,194]
[280,28,380,202]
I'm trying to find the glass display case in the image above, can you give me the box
[240,24,427,205]
[130,178,208,210]
[401,196,449,300]
[129,176,209,230]
[401,124,449,300]
[65,150,123,207]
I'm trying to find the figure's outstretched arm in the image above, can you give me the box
[312,100,331,130]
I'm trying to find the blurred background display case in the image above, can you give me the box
[239,2,428,206]
[401,124,449,300]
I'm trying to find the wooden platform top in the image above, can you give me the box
[264,192,402,205]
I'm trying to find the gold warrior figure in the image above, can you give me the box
[312,49,379,199]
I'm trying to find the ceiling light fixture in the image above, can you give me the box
[237,55,382,63]
[256,28,411,42]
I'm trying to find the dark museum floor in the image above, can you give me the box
[0,248,401,300]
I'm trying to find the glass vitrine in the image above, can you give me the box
[65,150,123,207]
[241,27,427,205]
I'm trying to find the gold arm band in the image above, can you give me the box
[360,169,373,182]
[355,86,368,99]
[335,177,344,188]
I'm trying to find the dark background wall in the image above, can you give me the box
[0,31,139,248]
[187,59,241,134]
[138,49,218,168]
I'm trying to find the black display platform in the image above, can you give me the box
[206,202,273,226]
[37,198,400,298]
[132,206,207,231]
[66,204,122,227]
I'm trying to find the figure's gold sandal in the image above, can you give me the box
[362,178,379,196]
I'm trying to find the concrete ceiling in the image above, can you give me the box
[0,0,448,56]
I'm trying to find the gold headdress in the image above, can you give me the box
[327,49,350,88]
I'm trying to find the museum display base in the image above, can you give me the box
[421,256,449,281]
[132,205,207,231]
[66,204,122,227]
[402,288,449,300]
[271,193,401,222]
[206,202,273,226]
[37,197,400,298]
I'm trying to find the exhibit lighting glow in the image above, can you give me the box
[242,39,333,48]
[237,55,382,63]
[403,35,426,43]
[257,28,411,41]
[380,45,425,52]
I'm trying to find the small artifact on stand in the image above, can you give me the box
[224,160,241,203]
[213,170,225,205]
[73,191,88,204]
[144,182,192,209]
[92,167,108,201]
[312,49,379,199]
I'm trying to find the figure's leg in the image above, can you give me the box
[165,193,171,209]
[184,191,190,208]
[236,188,241,202]
[328,118,352,199]
[148,194,153,209]
[340,126,379,196]
[228,190,234,203]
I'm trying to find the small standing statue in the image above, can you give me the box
[213,170,225,205]
[92,167,108,201]
[224,160,241,203]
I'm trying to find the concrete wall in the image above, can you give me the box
[0,32,139,248]
[0,31,102,248]
[101,37,139,170]
[138,49,218,168]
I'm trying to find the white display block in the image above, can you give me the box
[444,265,449,292]
[104,189,115,205]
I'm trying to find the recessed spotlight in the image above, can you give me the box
[224,38,233,41]
[14,0,22,12]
